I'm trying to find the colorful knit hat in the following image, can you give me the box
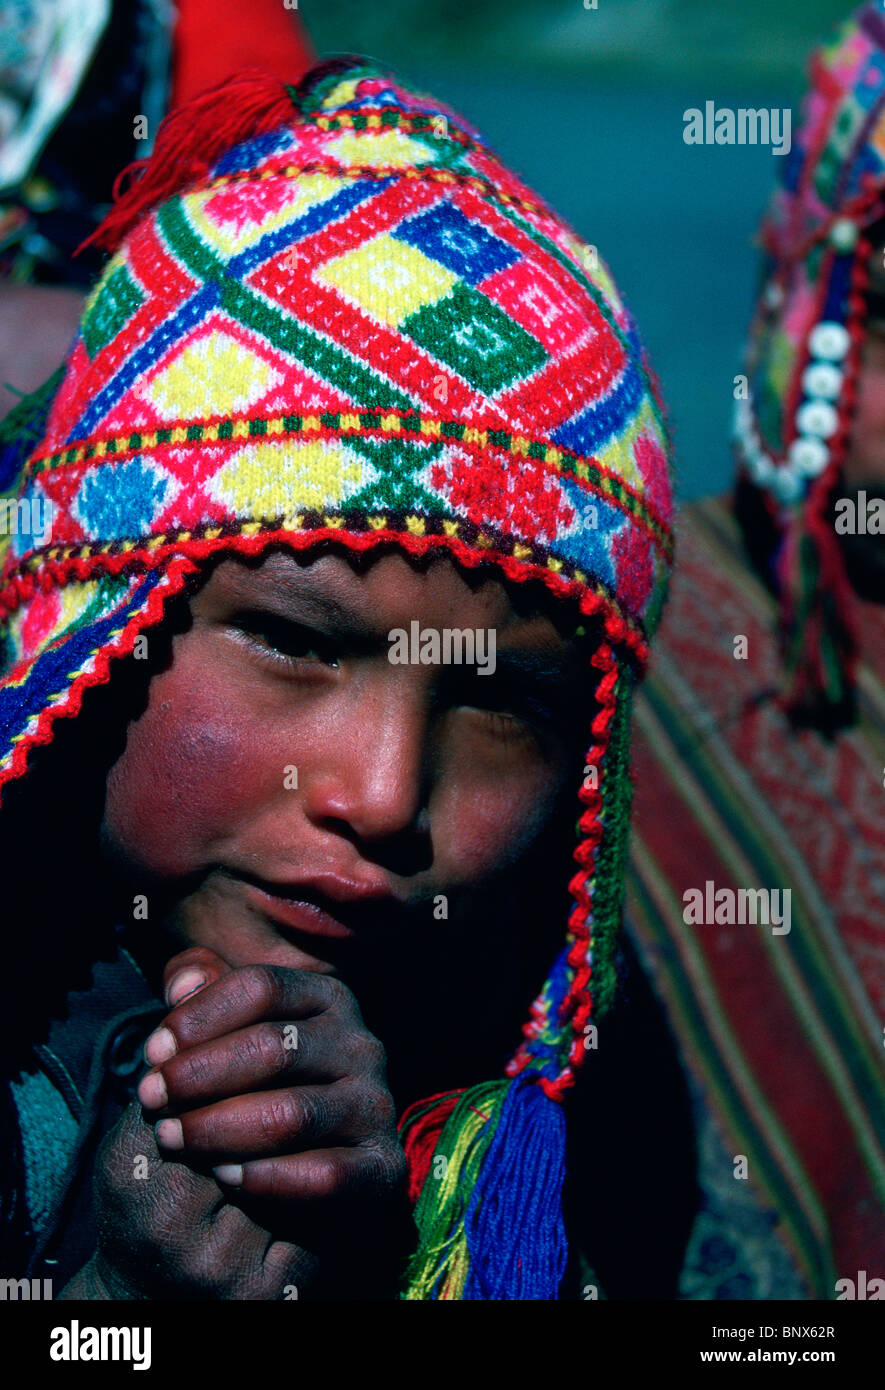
[733,3,885,723]
[0,61,674,1298]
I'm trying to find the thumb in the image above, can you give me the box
[162,945,233,1008]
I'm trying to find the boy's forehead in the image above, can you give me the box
[199,547,581,642]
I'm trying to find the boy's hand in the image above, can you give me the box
[62,1098,316,1300]
[135,948,411,1293]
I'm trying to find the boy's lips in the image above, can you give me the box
[234,871,399,940]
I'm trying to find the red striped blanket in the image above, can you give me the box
[626,494,885,1299]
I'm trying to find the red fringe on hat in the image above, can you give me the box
[80,69,300,256]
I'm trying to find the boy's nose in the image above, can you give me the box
[301,691,431,849]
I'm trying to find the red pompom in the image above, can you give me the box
[80,69,300,256]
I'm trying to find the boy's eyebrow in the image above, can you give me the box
[490,646,577,684]
[220,563,591,675]
[223,568,384,639]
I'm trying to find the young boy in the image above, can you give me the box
[0,58,675,1299]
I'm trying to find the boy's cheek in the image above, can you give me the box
[428,768,563,882]
[101,666,273,876]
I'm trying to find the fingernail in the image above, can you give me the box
[166,968,207,1007]
[144,1027,177,1065]
[137,1071,167,1109]
[155,1118,184,1150]
[213,1164,243,1187]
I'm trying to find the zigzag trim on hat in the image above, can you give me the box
[0,521,651,662]
[0,558,197,797]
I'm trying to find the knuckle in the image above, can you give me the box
[252,1022,290,1074]
[236,964,280,1015]
[353,1029,386,1072]
[171,1045,216,1092]
[320,975,351,1011]
[379,1143,408,1189]
[362,1140,407,1193]
[309,1151,347,1197]
[258,1090,309,1143]
[364,1084,397,1134]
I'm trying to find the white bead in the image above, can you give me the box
[829,217,859,253]
[796,399,838,438]
[808,321,850,361]
[773,467,802,503]
[764,282,784,309]
[787,436,830,476]
[801,362,842,400]
[752,453,774,485]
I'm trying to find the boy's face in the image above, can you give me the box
[100,548,592,1019]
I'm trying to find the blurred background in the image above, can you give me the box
[302,0,857,499]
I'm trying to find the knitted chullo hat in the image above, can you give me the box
[0,60,674,1298]
[733,3,885,726]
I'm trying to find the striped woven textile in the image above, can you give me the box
[625,494,885,1299]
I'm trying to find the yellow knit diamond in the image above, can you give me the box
[328,128,436,169]
[140,330,282,420]
[210,439,365,517]
[315,233,456,327]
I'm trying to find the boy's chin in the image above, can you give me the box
[176,907,345,976]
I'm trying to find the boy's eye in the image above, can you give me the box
[232,611,340,669]
[451,677,559,743]
[476,708,544,744]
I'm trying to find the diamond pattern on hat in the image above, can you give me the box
[193,173,347,257]
[429,443,575,544]
[480,258,590,356]
[393,202,518,285]
[73,457,174,540]
[314,233,457,327]
[81,264,145,360]
[594,396,661,496]
[403,281,547,395]
[550,482,623,588]
[327,127,436,168]
[209,438,367,518]
[138,328,284,421]
[344,434,446,514]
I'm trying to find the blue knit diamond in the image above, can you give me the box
[74,457,169,540]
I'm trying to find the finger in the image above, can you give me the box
[138,1013,364,1114]
[214,1145,407,1202]
[162,945,234,1008]
[148,965,349,1063]
[153,1084,363,1159]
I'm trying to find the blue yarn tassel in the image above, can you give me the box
[462,1076,568,1299]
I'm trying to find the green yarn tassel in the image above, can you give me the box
[400,1080,508,1300]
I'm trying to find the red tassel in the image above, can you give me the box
[80,68,300,256]
[398,1090,464,1204]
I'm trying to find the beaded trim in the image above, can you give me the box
[734,221,871,506]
